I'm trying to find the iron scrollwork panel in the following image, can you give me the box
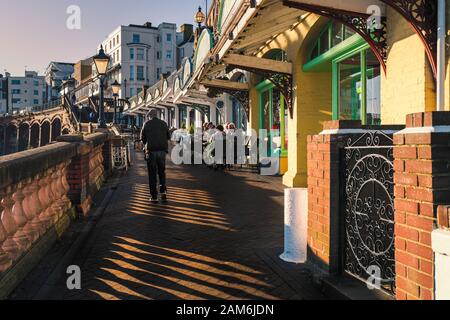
[343,131,395,294]
[380,0,437,77]
[283,0,388,74]
[112,144,129,170]
[207,86,250,117]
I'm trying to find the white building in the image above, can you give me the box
[44,62,75,102]
[100,22,194,99]
[0,71,46,115]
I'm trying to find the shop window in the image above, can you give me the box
[335,48,381,125]
[305,21,380,125]
[257,81,288,157]
[338,53,362,121]
[309,21,357,62]
[366,50,381,125]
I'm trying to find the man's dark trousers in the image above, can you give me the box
[147,151,167,198]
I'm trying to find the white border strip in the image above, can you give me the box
[395,126,450,135]
[320,129,398,135]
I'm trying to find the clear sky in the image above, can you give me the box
[0,0,205,76]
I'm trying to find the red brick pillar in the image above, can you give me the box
[307,120,361,274]
[394,112,450,300]
[102,137,113,177]
[66,141,93,216]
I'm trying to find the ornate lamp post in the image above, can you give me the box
[78,105,83,132]
[111,80,121,125]
[195,6,205,29]
[93,45,110,129]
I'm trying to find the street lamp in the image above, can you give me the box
[93,45,110,128]
[195,6,205,29]
[111,80,121,124]
[78,105,83,132]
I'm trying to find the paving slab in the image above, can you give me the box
[10,150,327,301]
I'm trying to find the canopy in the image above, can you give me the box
[285,0,386,16]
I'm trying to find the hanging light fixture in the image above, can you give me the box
[93,45,110,76]
[195,6,206,28]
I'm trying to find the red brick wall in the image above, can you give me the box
[306,121,355,274]
[307,134,333,270]
[67,145,91,215]
[394,112,450,300]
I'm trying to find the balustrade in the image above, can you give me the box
[0,131,115,289]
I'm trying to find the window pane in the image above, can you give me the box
[137,48,144,60]
[284,97,288,151]
[262,90,271,132]
[137,66,144,80]
[319,29,329,55]
[272,90,281,131]
[338,53,362,120]
[331,22,344,47]
[344,26,356,40]
[311,43,319,60]
[366,50,381,125]
[130,66,135,80]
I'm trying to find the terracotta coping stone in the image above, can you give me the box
[0,142,78,189]
[322,120,404,132]
[84,132,113,148]
[438,206,450,229]
[56,134,84,143]
[323,120,362,130]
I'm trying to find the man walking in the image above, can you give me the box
[141,109,171,203]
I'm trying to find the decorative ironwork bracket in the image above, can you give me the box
[267,74,293,119]
[380,0,437,77]
[220,64,294,119]
[283,0,388,75]
[206,86,250,117]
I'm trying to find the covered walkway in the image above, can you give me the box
[11,150,326,300]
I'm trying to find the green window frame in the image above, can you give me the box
[331,43,369,123]
[256,80,288,157]
[303,22,380,125]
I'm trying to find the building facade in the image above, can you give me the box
[101,22,194,100]
[125,0,448,301]
[206,0,450,301]
[0,71,46,115]
[44,62,75,102]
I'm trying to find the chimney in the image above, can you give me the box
[143,22,152,28]
[180,24,194,42]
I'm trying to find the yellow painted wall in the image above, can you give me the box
[445,8,450,111]
[248,77,261,132]
[245,6,448,186]
[256,14,332,188]
[381,8,436,124]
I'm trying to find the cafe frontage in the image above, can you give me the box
[124,0,450,300]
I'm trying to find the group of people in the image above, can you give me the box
[202,122,238,143]
[201,122,245,170]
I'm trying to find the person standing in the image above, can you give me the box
[141,109,171,203]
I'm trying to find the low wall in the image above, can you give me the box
[0,132,114,298]
[306,112,450,300]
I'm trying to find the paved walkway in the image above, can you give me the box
[13,150,326,300]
